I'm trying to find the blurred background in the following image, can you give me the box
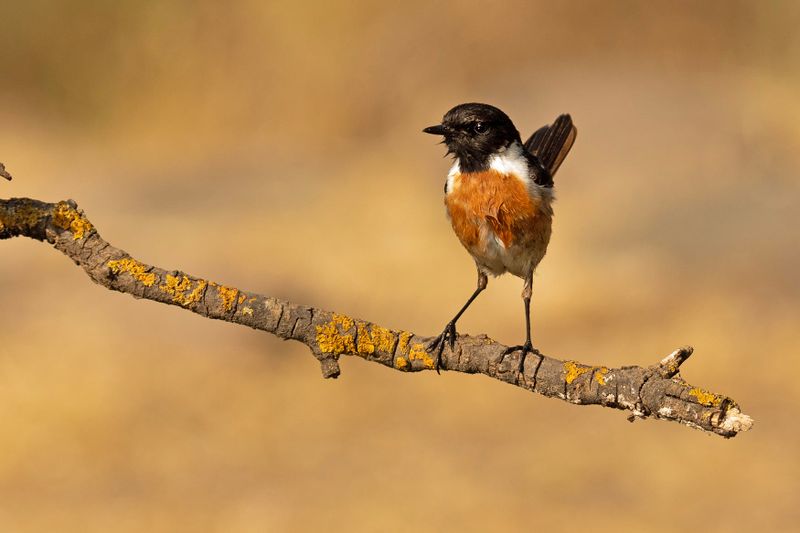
[1,1,798,531]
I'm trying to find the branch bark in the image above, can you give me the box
[0,196,753,438]
[0,163,12,181]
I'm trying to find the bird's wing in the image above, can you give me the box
[524,114,577,177]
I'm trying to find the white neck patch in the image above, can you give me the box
[488,141,530,184]
[445,160,461,194]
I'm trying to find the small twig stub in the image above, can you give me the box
[0,162,12,181]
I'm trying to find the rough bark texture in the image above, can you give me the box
[0,196,754,438]
[0,163,12,181]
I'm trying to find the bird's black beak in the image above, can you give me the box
[423,124,447,136]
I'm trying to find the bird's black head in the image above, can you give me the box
[423,103,521,173]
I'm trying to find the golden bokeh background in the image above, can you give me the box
[1,1,799,531]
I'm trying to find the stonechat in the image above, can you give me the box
[423,103,576,373]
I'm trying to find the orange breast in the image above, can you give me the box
[445,169,543,254]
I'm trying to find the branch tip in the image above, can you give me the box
[719,407,754,433]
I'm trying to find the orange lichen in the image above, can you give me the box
[315,314,357,355]
[159,275,206,307]
[565,362,610,385]
[395,356,409,370]
[107,258,156,287]
[564,361,592,384]
[408,343,435,369]
[689,387,724,407]
[594,367,609,385]
[185,279,207,306]
[397,331,413,354]
[52,202,93,240]
[215,284,239,312]
[356,322,397,355]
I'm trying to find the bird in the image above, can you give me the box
[423,103,576,373]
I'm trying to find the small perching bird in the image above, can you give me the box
[423,103,576,372]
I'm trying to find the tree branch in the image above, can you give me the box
[0,163,12,181]
[0,196,753,438]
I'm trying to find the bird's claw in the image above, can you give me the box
[427,322,457,373]
[501,341,540,375]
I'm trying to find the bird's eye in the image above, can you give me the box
[473,122,488,134]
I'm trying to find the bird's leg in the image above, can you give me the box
[522,274,533,352]
[428,270,488,373]
[502,271,539,375]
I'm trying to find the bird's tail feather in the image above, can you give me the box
[524,114,577,176]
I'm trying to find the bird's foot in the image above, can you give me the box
[427,322,458,374]
[501,341,540,375]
